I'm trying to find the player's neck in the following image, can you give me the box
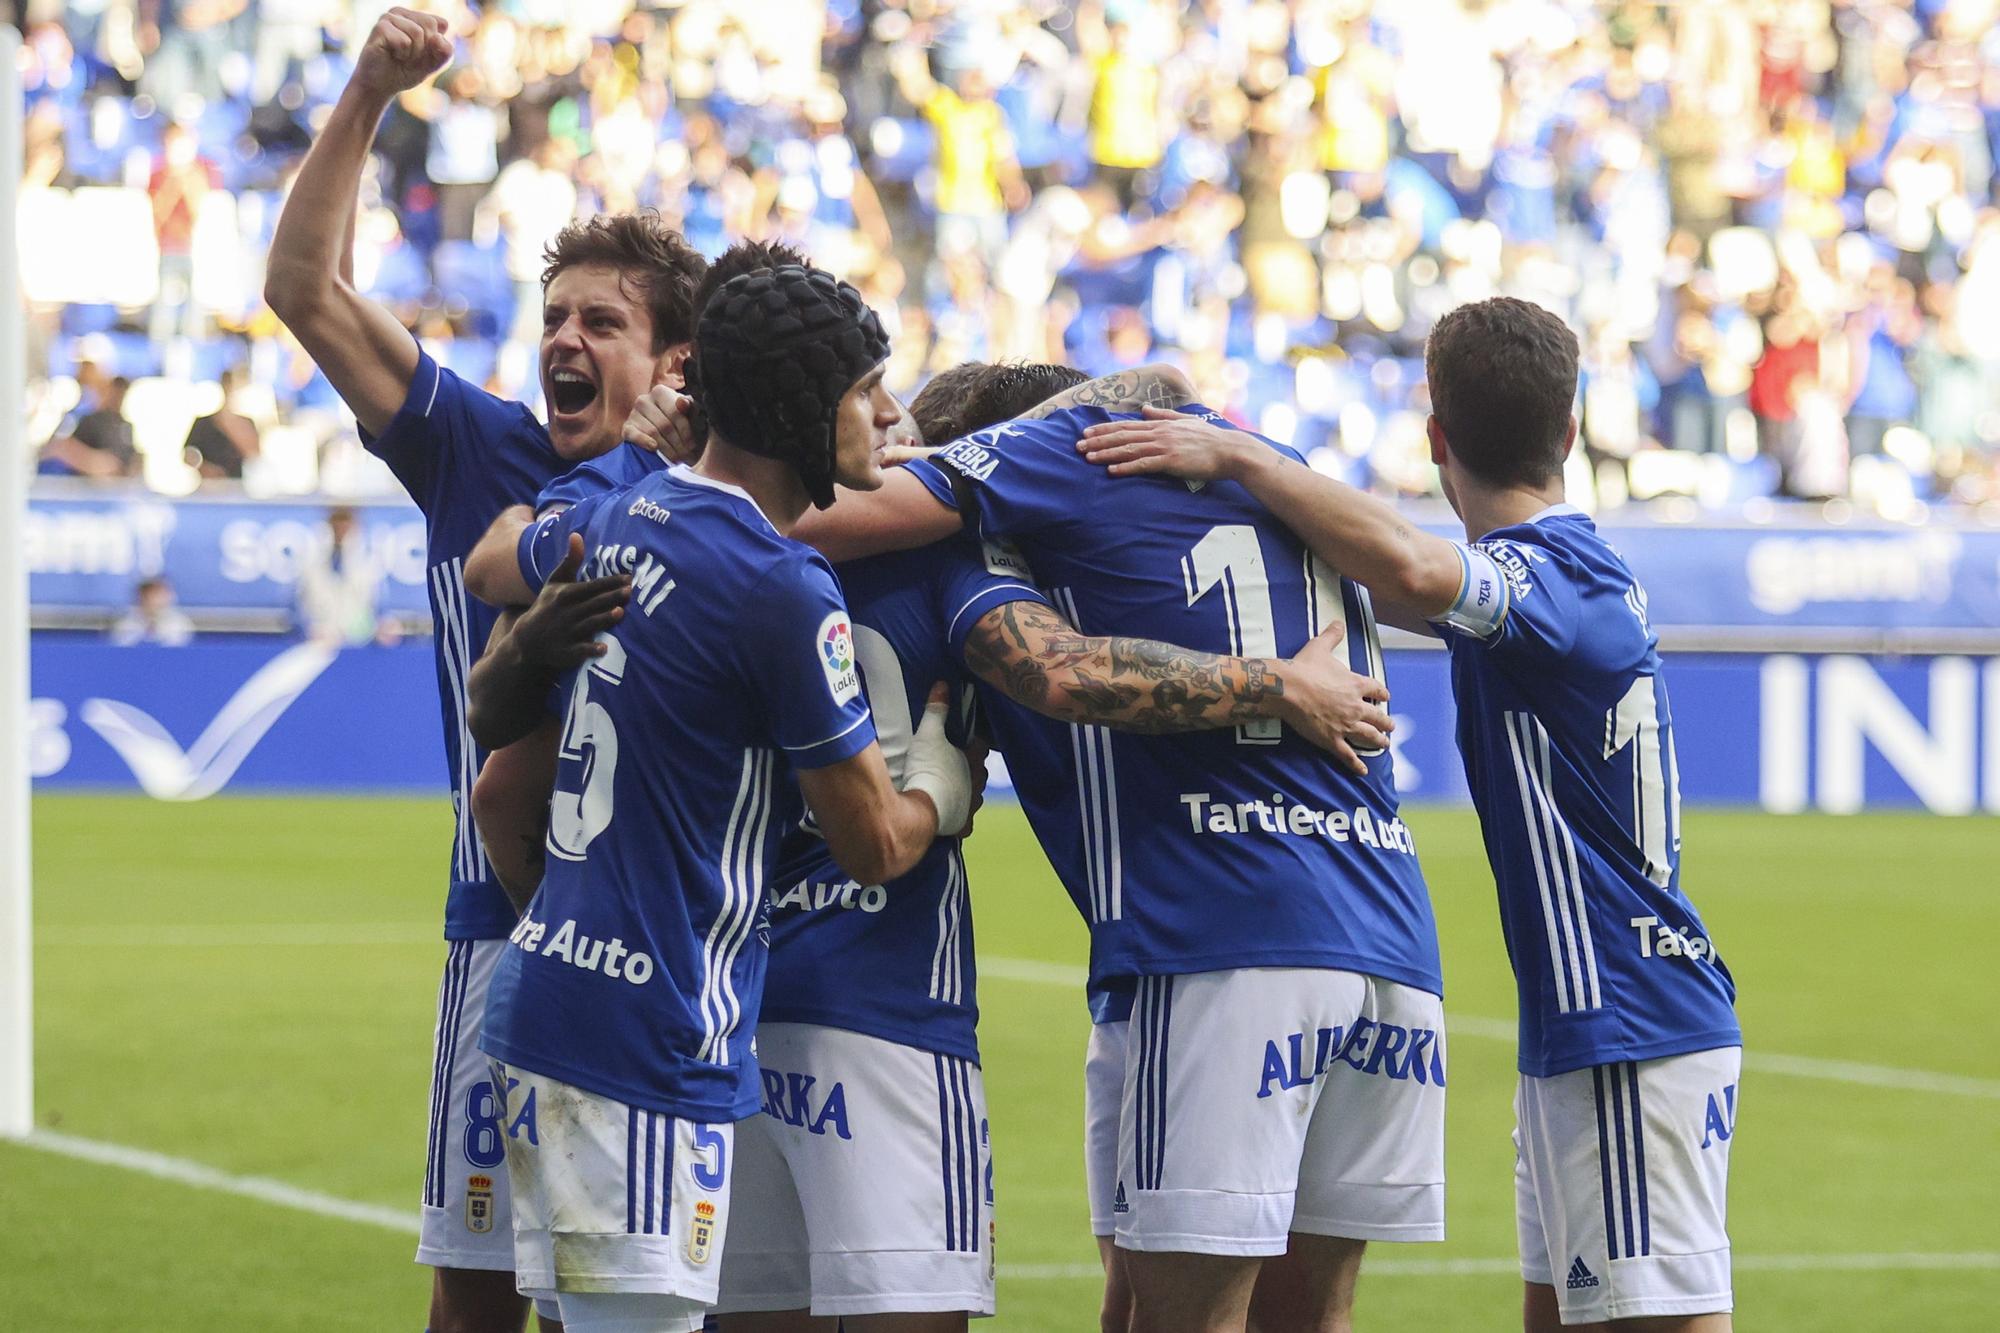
[1455,480,1568,542]
[693,435,813,534]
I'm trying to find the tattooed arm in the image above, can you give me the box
[1020,363,1197,419]
[961,599,1392,775]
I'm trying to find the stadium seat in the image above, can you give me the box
[60,304,122,337]
[431,337,500,390]
[432,239,515,338]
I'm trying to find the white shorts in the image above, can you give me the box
[1114,968,1447,1257]
[1516,1046,1739,1325]
[417,939,520,1271]
[486,1057,734,1329]
[1084,1019,1129,1237]
[715,1023,995,1318]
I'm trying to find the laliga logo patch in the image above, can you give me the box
[817,612,860,704]
[982,538,1032,581]
[687,1199,718,1265]
[465,1175,495,1234]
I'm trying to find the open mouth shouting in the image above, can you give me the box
[549,366,600,424]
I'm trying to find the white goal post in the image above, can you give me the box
[1,23,34,1140]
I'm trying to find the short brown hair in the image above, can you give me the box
[542,212,707,354]
[1424,297,1578,488]
[910,361,1090,445]
[693,239,812,323]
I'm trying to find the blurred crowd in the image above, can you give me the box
[15,0,2000,515]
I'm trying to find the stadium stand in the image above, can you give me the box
[13,0,2000,513]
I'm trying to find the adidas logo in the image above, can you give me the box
[1113,1182,1129,1215]
[1565,1257,1599,1290]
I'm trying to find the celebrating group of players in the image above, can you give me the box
[265,11,1742,1333]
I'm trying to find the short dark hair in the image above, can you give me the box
[910,361,1090,444]
[542,212,708,354]
[1424,297,1578,488]
[693,239,812,322]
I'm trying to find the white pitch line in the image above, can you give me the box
[9,1129,1995,1284]
[14,1129,420,1235]
[977,957,2000,1101]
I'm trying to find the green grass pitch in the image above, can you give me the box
[2,795,1996,1329]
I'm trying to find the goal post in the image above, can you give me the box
[1,23,34,1140]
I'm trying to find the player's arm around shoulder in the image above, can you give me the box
[464,505,542,607]
[789,466,965,564]
[466,535,631,751]
[1078,407,1468,618]
[1020,364,1197,419]
[263,8,450,436]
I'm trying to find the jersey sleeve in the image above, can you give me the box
[359,352,507,510]
[534,461,609,514]
[933,533,1049,658]
[1428,533,1580,658]
[515,493,612,595]
[743,557,879,770]
[921,406,1115,543]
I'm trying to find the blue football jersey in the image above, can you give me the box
[763,534,1046,1064]
[534,440,661,512]
[1431,505,1739,1077]
[480,466,879,1119]
[522,452,1047,1064]
[910,405,1442,999]
[365,352,570,940]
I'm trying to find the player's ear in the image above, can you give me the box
[1425,414,1449,469]
[1559,415,1579,459]
[655,342,692,391]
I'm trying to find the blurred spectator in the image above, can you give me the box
[149,120,219,343]
[891,40,1026,269]
[19,0,2000,512]
[480,136,581,348]
[110,577,196,648]
[1084,10,1164,211]
[41,375,139,479]
[183,364,263,481]
[296,506,391,647]
[424,68,502,242]
[140,0,246,109]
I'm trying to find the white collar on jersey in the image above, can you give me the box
[1524,502,1587,525]
[668,463,779,535]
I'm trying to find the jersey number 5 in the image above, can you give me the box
[548,634,630,861]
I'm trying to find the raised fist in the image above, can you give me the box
[353,7,453,99]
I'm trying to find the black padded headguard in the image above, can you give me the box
[690,265,890,508]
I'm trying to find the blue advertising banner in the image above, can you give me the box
[25,488,2000,636]
[25,491,432,621]
[30,636,2000,814]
